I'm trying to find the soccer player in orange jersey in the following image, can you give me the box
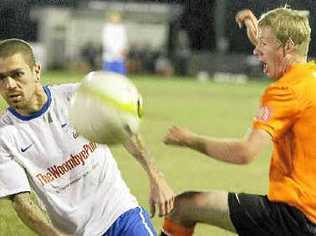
[160,7,316,236]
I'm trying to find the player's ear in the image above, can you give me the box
[284,37,295,53]
[33,64,41,81]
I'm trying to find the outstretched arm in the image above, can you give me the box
[11,192,66,236]
[164,126,271,165]
[124,134,175,217]
[235,9,259,46]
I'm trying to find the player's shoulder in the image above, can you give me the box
[0,111,16,140]
[0,109,13,127]
[263,81,295,100]
[274,63,316,98]
[48,83,80,94]
[278,62,316,88]
[262,69,316,104]
[48,83,80,101]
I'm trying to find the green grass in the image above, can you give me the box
[0,71,272,236]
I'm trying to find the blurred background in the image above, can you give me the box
[1,0,315,79]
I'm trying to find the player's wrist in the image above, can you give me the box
[181,133,195,148]
[148,170,165,184]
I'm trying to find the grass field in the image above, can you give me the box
[0,71,272,236]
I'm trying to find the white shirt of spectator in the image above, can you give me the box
[102,22,128,62]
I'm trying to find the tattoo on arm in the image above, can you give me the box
[12,192,61,236]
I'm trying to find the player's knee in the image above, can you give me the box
[170,191,204,217]
[166,191,207,227]
[172,191,225,216]
[175,191,200,205]
[177,191,211,207]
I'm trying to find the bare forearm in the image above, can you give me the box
[165,127,271,165]
[124,134,175,217]
[235,9,258,46]
[124,134,163,180]
[12,193,61,236]
[183,134,252,164]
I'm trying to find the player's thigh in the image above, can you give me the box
[173,190,236,232]
[229,192,316,236]
[229,192,284,235]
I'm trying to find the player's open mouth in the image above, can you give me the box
[262,62,268,74]
[9,94,20,97]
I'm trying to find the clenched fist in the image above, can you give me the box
[235,9,258,46]
[163,126,193,147]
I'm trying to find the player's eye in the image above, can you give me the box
[11,71,24,79]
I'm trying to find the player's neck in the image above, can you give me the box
[281,54,307,78]
[16,86,48,116]
[288,55,307,65]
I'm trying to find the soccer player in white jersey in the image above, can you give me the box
[0,39,175,236]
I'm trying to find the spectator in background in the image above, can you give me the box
[155,52,174,77]
[102,12,128,75]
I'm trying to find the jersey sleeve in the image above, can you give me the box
[49,83,80,102]
[0,138,31,198]
[253,85,300,140]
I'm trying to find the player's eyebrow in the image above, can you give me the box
[0,68,24,79]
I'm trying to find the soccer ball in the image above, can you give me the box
[69,71,143,145]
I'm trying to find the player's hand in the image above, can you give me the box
[235,9,258,46]
[149,175,175,217]
[163,126,193,147]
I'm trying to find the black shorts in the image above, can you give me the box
[228,192,316,236]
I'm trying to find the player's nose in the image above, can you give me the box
[2,76,17,90]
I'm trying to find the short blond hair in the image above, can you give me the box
[258,7,311,56]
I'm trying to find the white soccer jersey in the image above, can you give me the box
[0,84,138,235]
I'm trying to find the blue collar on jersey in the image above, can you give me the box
[8,86,52,121]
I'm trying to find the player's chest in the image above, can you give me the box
[13,118,101,189]
[14,115,83,166]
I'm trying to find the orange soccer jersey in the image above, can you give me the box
[253,62,316,223]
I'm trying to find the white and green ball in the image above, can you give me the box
[69,71,143,145]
